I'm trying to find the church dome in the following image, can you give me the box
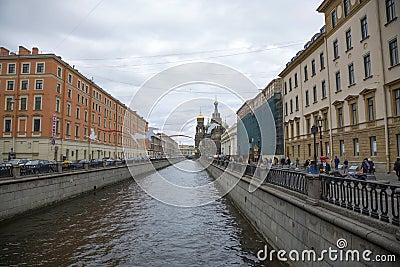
[197,113,204,120]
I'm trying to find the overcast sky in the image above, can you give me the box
[1,0,325,145]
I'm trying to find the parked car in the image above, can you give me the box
[8,159,29,165]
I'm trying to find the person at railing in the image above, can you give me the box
[361,158,370,173]
[393,157,400,181]
[318,158,331,174]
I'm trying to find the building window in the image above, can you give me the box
[290,99,293,113]
[57,67,62,77]
[57,83,61,93]
[76,107,80,119]
[68,74,72,84]
[340,140,345,156]
[323,113,329,130]
[56,98,60,112]
[98,116,101,126]
[351,103,357,125]
[7,80,14,90]
[305,90,310,106]
[304,65,308,81]
[285,102,288,115]
[34,96,42,110]
[84,110,88,122]
[289,78,292,91]
[370,136,377,156]
[320,52,325,70]
[367,97,374,121]
[306,118,311,134]
[66,122,70,136]
[78,80,81,89]
[5,97,13,111]
[348,63,355,85]
[75,125,80,137]
[35,80,43,90]
[36,62,44,73]
[389,38,399,67]
[338,107,343,127]
[296,121,300,136]
[325,142,330,156]
[395,89,400,116]
[344,0,350,17]
[335,71,341,92]
[68,89,72,98]
[331,9,337,28]
[33,118,41,132]
[21,80,28,90]
[353,138,359,156]
[345,29,352,50]
[22,63,30,74]
[361,16,368,40]
[311,59,316,76]
[364,53,372,78]
[313,85,317,103]
[284,82,287,94]
[294,73,298,87]
[333,40,339,59]
[84,127,87,138]
[386,0,396,23]
[295,96,299,111]
[67,103,71,116]
[4,119,11,133]
[20,97,27,111]
[8,63,16,74]
[321,80,326,99]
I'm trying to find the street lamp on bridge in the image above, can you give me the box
[317,116,323,157]
[311,123,318,174]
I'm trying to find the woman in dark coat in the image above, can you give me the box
[394,157,400,181]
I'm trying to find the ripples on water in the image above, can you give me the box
[0,160,281,266]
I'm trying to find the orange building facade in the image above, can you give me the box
[0,46,148,161]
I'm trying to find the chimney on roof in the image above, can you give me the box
[32,47,39,55]
[0,47,10,56]
[18,46,31,55]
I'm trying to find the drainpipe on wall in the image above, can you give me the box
[375,0,390,173]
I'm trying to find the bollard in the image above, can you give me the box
[12,165,21,178]
[305,174,321,206]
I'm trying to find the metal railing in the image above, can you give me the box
[20,164,58,176]
[267,167,307,194]
[0,165,13,178]
[320,174,400,226]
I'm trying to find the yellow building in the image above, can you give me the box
[280,0,400,172]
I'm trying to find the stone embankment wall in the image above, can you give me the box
[0,158,182,221]
[204,161,399,267]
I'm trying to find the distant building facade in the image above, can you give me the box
[0,46,148,161]
[280,0,400,171]
[179,144,196,157]
[221,123,237,156]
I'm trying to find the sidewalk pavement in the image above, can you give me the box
[373,171,400,185]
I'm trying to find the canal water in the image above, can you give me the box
[0,160,280,266]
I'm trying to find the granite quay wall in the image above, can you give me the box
[203,160,400,267]
[0,157,183,221]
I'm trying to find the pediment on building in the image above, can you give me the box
[359,88,376,96]
[332,100,344,106]
[344,94,359,102]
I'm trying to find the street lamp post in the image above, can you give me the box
[317,116,323,157]
[311,124,318,173]
[10,98,20,160]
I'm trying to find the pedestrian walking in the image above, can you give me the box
[394,157,400,181]
[361,158,370,173]
[368,158,375,174]
[343,159,349,173]
[334,156,340,170]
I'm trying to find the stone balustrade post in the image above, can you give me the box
[12,165,21,178]
[396,189,400,241]
[57,162,63,173]
[306,174,322,206]
[84,162,89,170]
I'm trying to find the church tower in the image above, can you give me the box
[194,111,205,151]
[211,99,222,125]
